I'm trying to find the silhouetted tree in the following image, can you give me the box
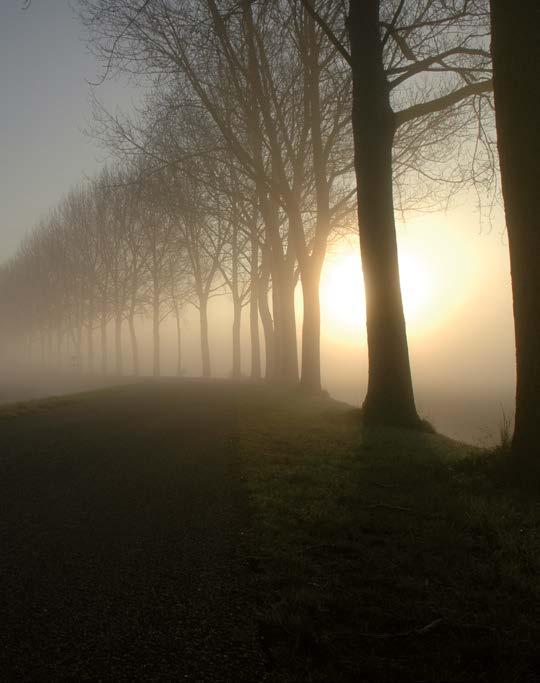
[302,0,492,426]
[491,0,540,459]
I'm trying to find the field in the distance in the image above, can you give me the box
[0,381,538,681]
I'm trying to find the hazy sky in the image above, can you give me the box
[0,0,131,257]
[0,0,517,444]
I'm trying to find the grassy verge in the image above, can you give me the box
[0,383,139,418]
[237,388,539,682]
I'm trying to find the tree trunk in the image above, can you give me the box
[232,298,242,379]
[128,314,139,377]
[26,334,33,366]
[56,330,63,369]
[74,326,82,372]
[258,268,275,381]
[491,0,540,458]
[250,289,261,380]
[114,313,123,376]
[87,298,94,374]
[100,304,108,375]
[199,297,211,378]
[299,256,324,394]
[250,238,261,381]
[272,261,298,384]
[298,12,329,395]
[152,289,160,378]
[348,1,420,427]
[174,304,182,376]
[47,329,53,367]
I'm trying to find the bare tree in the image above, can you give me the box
[300,0,493,425]
[491,0,540,459]
[78,0,358,393]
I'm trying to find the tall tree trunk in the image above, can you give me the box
[40,330,45,365]
[298,14,329,395]
[232,298,242,379]
[250,289,261,380]
[128,314,139,377]
[258,266,275,380]
[47,329,53,367]
[280,268,299,384]
[114,313,123,376]
[87,298,94,374]
[491,0,540,458]
[26,334,33,366]
[199,297,211,378]
[250,237,261,380]
[100,308,108,375]
[152,289,160,378]
[56,330,63,369]
[299,256,324,394]
[74,326,82,372]
[348,1,420,427]
[174,304,182,376]
[272,259,298,384]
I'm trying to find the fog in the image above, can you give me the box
[0,202,515,447]
[0,0,515,446]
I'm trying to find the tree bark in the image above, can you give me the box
[128,314,139,377]
[152,289,160,378]
[272,259,298,384]
[174,304,182,376]
[114,313,123,376]
[297,12,330,395]
[199,297,211,378]
[299,256,324,394]
[74,326,82,372]
[491,0,540,458]
[56,330,63,369]
[258,265,275,381]
[232,298,242,379]
[46,329,53,367]
[348,1,420,427]
[40,330,45,365]
[87,297,94,374]
[250,237,261,380]
[100,303,108,375]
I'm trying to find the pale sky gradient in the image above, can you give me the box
[0,0,131,257]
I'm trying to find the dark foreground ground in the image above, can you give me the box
[0,381,538,682]
[0,382,264,681]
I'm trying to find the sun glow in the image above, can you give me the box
[320,227,465,345]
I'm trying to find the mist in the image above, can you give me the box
[0,0,516,446]
[0,203,515,447]
[1,1,538,681]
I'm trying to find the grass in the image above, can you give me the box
[236,387,540,682]
[0,381,537,681]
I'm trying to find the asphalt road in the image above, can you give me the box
[0,382,265,681]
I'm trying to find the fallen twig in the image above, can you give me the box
[358,617,444,639]
[360,503,412,513]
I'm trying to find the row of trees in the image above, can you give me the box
[3,0,495,394]
[6,0,537,458]
[0,159,269,379]
[79,0,494,400]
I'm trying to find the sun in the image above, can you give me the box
[320,242,434,343]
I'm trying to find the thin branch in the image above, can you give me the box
[87,0,153,87]
[297,0,352,67]
[395,79,493,128]
[381,0,406,49]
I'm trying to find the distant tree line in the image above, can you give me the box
[0,160,262,379]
